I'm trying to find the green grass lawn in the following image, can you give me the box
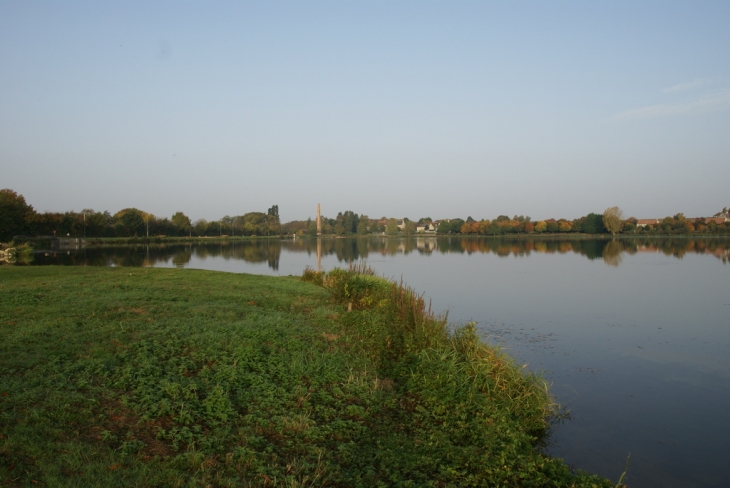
[0,266,612,487]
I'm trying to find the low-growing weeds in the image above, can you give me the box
[0,266,612,487]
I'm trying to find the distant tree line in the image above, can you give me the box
[632,213,730,235]
[430,209,728,237]
[282,211,383,237]
[447,213,611,235]
[281,206,729,237]
[0,189,280,241]
[4,189,728,242]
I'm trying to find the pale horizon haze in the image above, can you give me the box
[2,1,729,223]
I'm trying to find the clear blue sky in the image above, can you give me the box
[2,1,729,223]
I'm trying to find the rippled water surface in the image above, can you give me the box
[26,236,730,487]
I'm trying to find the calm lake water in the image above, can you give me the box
[25,236,730,487]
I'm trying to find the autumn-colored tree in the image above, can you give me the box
[535,221,547,233]
[461,221,481,234]
[603,207,624,235]
[477,220,491,234]
[497,220,514,233]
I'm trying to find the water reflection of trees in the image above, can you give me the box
[26,236,730,269]
[282,237,730,266]
[192,240,281,270]
[602,240,623,267]
[172,250,192,267]
[28,240,283,270]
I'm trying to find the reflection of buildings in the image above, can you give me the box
[283,235,730,266]
[415,237,437,253]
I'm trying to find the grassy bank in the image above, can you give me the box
[0,266,612,487]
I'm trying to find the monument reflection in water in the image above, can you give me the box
[28,236,730,487]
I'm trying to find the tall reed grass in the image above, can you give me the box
[302,263,558,435]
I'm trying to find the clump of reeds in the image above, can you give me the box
[301,266,324,286]
[302,262,557,433]
[304,264,389,310]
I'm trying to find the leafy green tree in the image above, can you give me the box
[582,213,607,234]
[0,189,34,241]
[116,208,145,236]
[404,220,416,235]
[306,218,318,237]
[436,221,451,234]
[220,215,234,236]
[267,205,281,235]
[357,215,369,235]
[193,219,208,236]
[334,210,359,234]
[171,211,192,236]
[241,212,268,236]
[370,220,385,234]
[151,217,177,236]
[386,218,399,235]
[450,218,465,234]
[485,220,502,235]
[80,209,109,237]
[320,218,333,235]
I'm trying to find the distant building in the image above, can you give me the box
[637,217,728,228]
[636,219,660,228]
